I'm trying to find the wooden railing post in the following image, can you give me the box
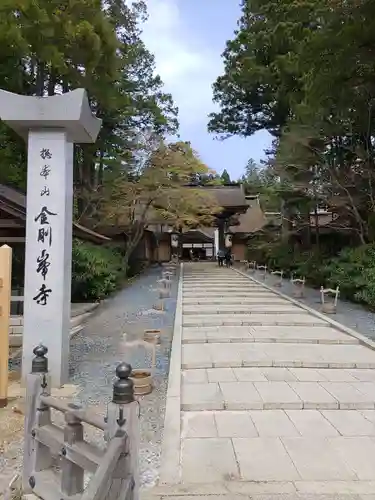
[0,244,12,408]
[106,362,139,500]
[22,344,52,494]
[61,404,85,495]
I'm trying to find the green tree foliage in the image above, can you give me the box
[0,0,178,209]
[208,0,321,138]
[0,0,182,297]
[220,169,231,184]
[211,0,375,246]
[71,239,126,301]
[95,139,221,269]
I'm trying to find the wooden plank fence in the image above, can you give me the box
[23,345,139,500]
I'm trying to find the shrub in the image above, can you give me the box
[71,239,126,302]
[322,244,375,307]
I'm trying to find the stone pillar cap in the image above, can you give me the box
[0,88,101,143]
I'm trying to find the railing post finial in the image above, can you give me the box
[31,344,48,373]
[112,362,134,404]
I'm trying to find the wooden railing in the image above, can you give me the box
[23,345,139,500]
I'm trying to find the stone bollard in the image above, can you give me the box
[159,288,170,299]
[320,286,339,314]
[271,270,283,287]
[257,264,267,280]
[158,278,171,289]
[23,345,52,493]
[291,275,305,298]
[107,363,140,499]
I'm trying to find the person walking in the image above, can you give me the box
[224,249,232,268]
[217,249,225,267]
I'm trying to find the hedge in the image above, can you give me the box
[71,239,126,302]
[248,241,375,309]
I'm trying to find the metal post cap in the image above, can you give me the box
[31,344,48,373]
[112,362,134,404]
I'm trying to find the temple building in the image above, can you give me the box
[138,185,268,262]
[0,183,271,272]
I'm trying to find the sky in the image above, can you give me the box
[139,0,272,180]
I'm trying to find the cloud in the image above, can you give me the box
[140,0,221,125]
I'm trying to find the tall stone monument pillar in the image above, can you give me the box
[0,89,101,386]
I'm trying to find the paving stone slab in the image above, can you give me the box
[282,437,357,480]
[321,410,375,436]
[330,437,375,480]
[288,382,339,409]
[182,369,208,384]
[348,370,375,381]
[251,326,358,345]
[183,296,289,304]
[232,437,300,481]
[183,290,275,297]
[253,381,303,409]
[214,410,258,437]
[286,409,339,436]
[219,381,264,410]
[182,342,375,370]
[183,343,212,368]
[249,409,300,437]
[320,382,375,409]
[182,411,217,438]
[181,438,240,482]
[233,367,269,382]
[183,285,264,290]
[183,281,251,286]
[181,382,224,410]
[182,378,375,411]
[182,325,357,345]
[182,304,303,314]
[182,367,375,384]
[206,367,236,382]
[183,314,327,327]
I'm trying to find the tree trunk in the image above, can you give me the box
[98,148,105,185]
[47,70,57,96]
[314,204,320,251]
[123,225,146,273]
[35,61,46,96]
[178,227,183,260]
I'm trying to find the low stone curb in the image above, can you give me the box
[159,263,183,485]
[234,267,375,353]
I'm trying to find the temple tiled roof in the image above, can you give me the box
[0,183,110,244]
[230,196,267,234]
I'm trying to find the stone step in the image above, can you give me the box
[183,290,275,297]
[182,305,303,315]
[181,378,375,410]
[182,342,375,370]
[183,280,249,284]
[182,313,327,327]
[183,285,263,290]
[182,325,358,345]
[183,367,375,384]
[182,297,289,304]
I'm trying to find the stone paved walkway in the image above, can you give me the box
[148,263,375,499]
